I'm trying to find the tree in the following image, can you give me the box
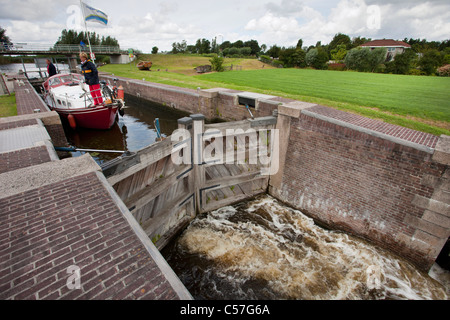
[344,47,386,72]
[328,33,351,52]
[419,49,443,75]
[267,45,281,58]
[306,48,318,67]
[152,46,159,54]
[351,36,371,48]
[195,38,211,54]
[244,40,260,55]
[385,49,416,74]
[330,44,347,62]
[260,44,267,54]
[232,40,244,48]
[172,40,187,54]
[279,47,306,68]
[55,29,119,47]
[210,54,224,72]
[296,39,303,49]
[220,41,232,50]
[367,47,387,72]
[239,47,252,56]
[0,26,12,46]
[344,47,371,72]
[306,47,328,69]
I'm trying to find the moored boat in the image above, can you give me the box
[42,73,125,130]
[137,61,152,70]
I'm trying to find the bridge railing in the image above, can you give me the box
[0,43,125,54]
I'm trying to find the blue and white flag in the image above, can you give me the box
[81,2,108,25]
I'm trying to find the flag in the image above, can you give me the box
[81,2,108,26]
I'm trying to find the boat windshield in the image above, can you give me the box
[47,74,83,88]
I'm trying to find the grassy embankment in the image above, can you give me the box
[0,93,17,117]
[100,54,450,136]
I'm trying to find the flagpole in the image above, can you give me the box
[80,0,95,64]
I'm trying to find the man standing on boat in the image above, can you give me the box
[80,52,103,106]
[46,59,57,77]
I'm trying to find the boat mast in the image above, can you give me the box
[80,0,96,64]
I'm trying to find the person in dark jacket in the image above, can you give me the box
[46,59,57,77]
[80,52,103,106]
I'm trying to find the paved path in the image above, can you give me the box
[307,105,440,149]
[12,76,50,115]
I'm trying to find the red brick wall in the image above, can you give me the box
[100,75,281,122]
[270,110,449,271]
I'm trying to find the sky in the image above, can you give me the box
[1,0,449,53]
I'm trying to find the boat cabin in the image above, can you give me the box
[43,73,84,91]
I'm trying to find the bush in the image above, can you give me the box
[328,63,346,71]
[305,48,328,69]
[409,68,426,76]
[437,64,450,77]
[344,47,386,72]
[209,55,224,72]
[418,49,443,75]
[271,60,284,68]
[384,49,416,75]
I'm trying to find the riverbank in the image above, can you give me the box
[99,54,450,136]
[0,93,16,117]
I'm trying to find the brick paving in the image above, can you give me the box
[0,119,39,131]
[13,77,50,115]
[0,145,51,174]
[307,104,440,148]
[0,172,181,300]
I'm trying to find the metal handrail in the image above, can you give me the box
[0,43,126,54]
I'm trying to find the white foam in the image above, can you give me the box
[176,195,449,300]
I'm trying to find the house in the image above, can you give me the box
[360,39,411,61]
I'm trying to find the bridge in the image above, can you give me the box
[1,42,134,67]
[0,42,126,55]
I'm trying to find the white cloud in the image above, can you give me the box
[0,0,449,53]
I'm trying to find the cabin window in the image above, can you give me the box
[57,100,62,105]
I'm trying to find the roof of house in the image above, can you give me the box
[361,39,411,48]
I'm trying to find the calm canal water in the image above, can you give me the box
[62,94,190,164]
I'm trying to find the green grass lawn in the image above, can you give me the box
[0,93,17,117]
[197,69,450,135]
[99,56,450,136]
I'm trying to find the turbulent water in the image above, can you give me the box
[163,195,449,300]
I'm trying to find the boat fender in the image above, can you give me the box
[68,114,77,129]
[117,85,124,100]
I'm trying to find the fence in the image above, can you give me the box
[0,43,124,54]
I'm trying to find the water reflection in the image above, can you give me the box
[63,94,190,164]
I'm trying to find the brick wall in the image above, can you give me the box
[100,75,282,122]
[269,103,450,271]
